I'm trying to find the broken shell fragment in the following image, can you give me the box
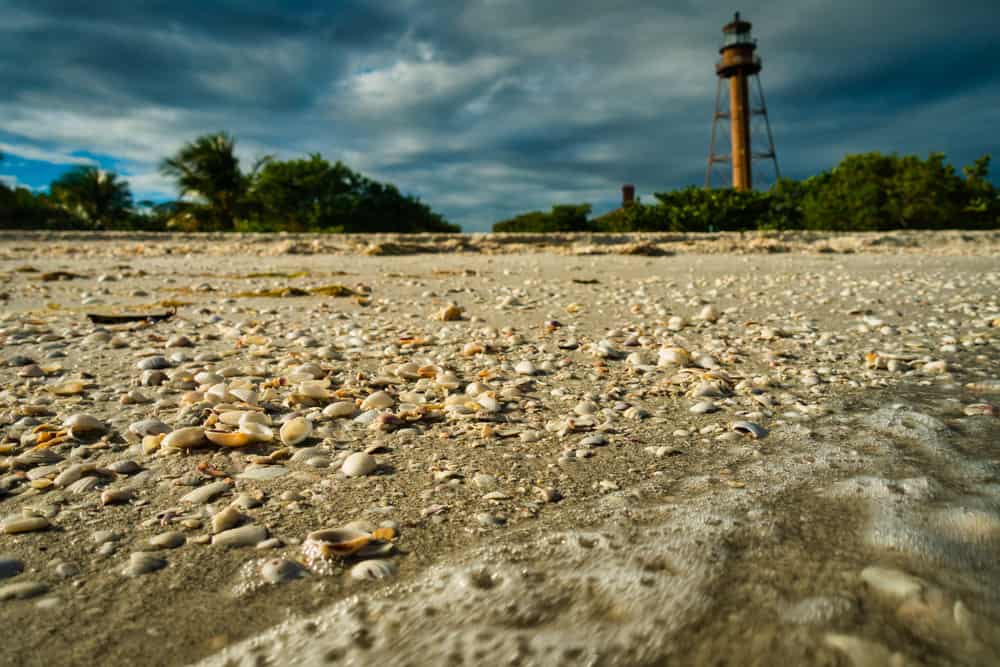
[351,559,398,581]
[731,421,768,439]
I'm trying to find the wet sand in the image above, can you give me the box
[0,235,998,666]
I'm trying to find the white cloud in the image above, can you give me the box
[344,56,511,115]
[0,141,97,166]
[0,174,19,188]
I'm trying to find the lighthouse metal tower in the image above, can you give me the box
[706,12,780,190]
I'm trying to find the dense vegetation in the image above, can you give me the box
[0,134,457,233]
[492,152,999,233]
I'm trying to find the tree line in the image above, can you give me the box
[0,133,458,233]
[493,152,999,233]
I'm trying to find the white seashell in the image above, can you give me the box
[323,401,356,418]
[279,417,312,446]
[693,354,720,370]
[514,360,536,376]
[574,401,598,415]
[696,304,719,322]
[180,480,231,504]
[218,410,247,426]
[667,316,686,331]
[436,371,461,390]
[261,558,306,584]
[658,347,691,367]
[194,371,224,385]
[351,559,398,581]
[296,381,329,400]
[731,421,768,439]
[63,413,106,434]
[626,351,652,367]
[162,427,207,450]
[353,409,380,425]
[240,411,271,427]
[128,419,171,436]
[205,382,231,403]
[361,391,394,411]
[211,506,245,534]
[229,388,258,405]
[395,362,421,379]
[342,452,377,477]
[212,525,267,548]
[125,552,166,576]
[477,395,500,413]
[239,421,274,443]
[464,382,489,397]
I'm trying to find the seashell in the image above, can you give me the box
[462,342,484,356]
[342,452,377,477]
[14,448,63,467]
[212,525,268,548]
[295,381,329,400]
[205,382,232,403]
[658,347,691,367]
[194,371,223,385]
[436,371,461,390]
[693,354,720,370]
[395,362,421,379]
[162,427,207,450]
[963,403,997,417]
[626,351,652,367]
[696,304,719,322]
[128,418,171,436]
[211,506,245,534]
[0,581,48,600]
[304,526,391,559]
[63,413,106,434]
[435,303,464,321]
[66,476,100,494]
[125,552,166,576]
[136,356,170,371]
[667,316,686,331]
[279,417,312,446]
[217,411,247,426]
[477,395,500,413]
[206,430,255,448]
[361,391,394,411]
[514,360,536,376]
[261,558,307,584]
[731,421,768,439]
[49,380,86,396]
[2,517,50,534]
[53,463,93,488]
[149,532,185,549]
[181,480,231,504]
[239,411,271,427]
[101,487,135,505]
[690,400,718,414]
[323,401,356,418]
[229,388,258,405]
[351,559,398,581]
[239,421,274,443]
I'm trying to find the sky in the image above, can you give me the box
[0,1,997,231]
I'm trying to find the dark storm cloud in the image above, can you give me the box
[0,1,997,230]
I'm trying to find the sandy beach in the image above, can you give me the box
[1,233,998,666]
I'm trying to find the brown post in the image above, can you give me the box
[622,184,635,206]
[729,74,751,190]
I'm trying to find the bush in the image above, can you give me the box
[493,204,596,232]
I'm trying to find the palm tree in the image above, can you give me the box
[50,166,133,228]
[159,132,268,231]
